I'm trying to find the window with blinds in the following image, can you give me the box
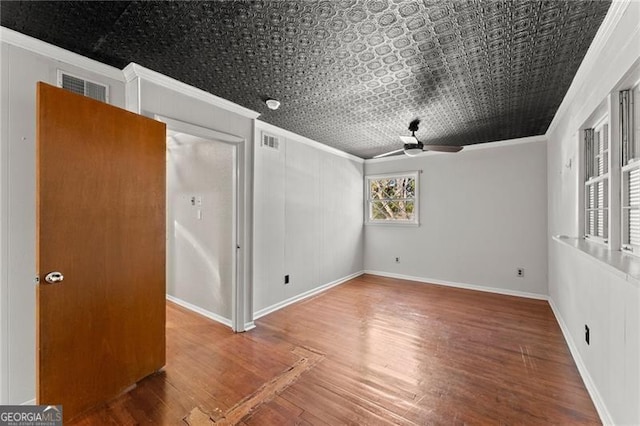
[584,120,609,242]
[621,85,639,254]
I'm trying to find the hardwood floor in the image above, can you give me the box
[70,274,600,425]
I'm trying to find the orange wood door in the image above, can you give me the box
[36,82,166,421]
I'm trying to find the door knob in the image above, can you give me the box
[44,271,64,284]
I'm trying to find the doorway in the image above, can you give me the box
[160,117,243,331]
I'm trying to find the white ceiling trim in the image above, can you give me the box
[123,63,261,120]
[0,26,124,81]
[462,135,547,151]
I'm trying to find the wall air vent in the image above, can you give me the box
[57,70,109,103]
[261,132,280,150]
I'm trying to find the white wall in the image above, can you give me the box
[167,133,235,322]
[126,70,258,330]
[364,138,548,298]
[0,34,126,404]
[253,122,364,316]
[550,241,639,425]
[546,1,640,423]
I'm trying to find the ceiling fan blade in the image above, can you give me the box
[399,135,419,144]
[373,148,404,159]
[423,144,463,153]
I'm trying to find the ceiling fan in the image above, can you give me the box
[374,119,463,158]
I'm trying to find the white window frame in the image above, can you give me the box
[584,117,610,245]
[621,83,639,255]
[365,171,419,226]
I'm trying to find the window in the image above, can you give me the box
[365,172,419,225]
[584,119,609,243]
[621,85,639,253]
[579,68,640,258]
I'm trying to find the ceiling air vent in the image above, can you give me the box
[261,132,280,150]
[57,70,109,103]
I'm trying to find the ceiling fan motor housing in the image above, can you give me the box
[403,141,423,156]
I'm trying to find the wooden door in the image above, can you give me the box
[36,82,166,421]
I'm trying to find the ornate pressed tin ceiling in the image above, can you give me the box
[1,1,611,158]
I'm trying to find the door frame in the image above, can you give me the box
[157,116,246,332]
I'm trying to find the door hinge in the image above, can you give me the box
[34,275,40,284]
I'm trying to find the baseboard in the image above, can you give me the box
[548,298,613,425]
[363,270,548,300]
[21,399,36,405]
[253,271,364,320]
[244,322,256,332]
[166,295,232,328]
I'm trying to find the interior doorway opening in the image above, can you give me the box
[161,117,244,331]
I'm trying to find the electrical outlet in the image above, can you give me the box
[395,257,400,263]
[517,267,524,277]
[284,274,290,285]
[585,324,590,345]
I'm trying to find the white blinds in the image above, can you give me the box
[623,168,640,248]
[585,125,609,241]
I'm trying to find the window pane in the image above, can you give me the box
[587,184,595,209]
[370,177,415,200]
[370,200,415,221]
[598,180,607,208]
[624,209,640,245]
[367,174,418,223]
[621,90,633,165]
[587,210,595,235]
[598,209,608,238]
[635,85,640,161]
[629,168,640,207]
[585,128,595,181]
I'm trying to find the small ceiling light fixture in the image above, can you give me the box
[403,142,424,157]
[265,99,281,110]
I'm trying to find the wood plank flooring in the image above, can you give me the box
[70,274,600,425]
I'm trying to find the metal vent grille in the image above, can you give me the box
[58,71,108,103]
[261,133,279,150]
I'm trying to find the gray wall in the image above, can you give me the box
[167,133,235,322]
[364,139,548,297]
[253,122,364,316]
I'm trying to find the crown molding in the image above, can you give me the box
[123,63,261,120]
[256,120,365,163]
[462,134,547,151]
[546,0,635,135]
[0,26,123,81]
[366,135,546,164]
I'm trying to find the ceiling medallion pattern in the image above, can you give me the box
[1,1,611,158]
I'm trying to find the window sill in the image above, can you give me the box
[365,221,420,227]
[553,235,640,287]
